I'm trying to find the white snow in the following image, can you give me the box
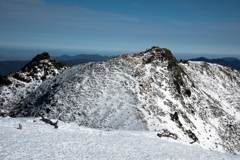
[2,47,240,155]
[0,117,239,160]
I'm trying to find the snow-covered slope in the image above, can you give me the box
[1,117,239,160]
[0,52,68,116]
[4,47,240,155]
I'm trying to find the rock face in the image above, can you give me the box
[0,52,68,116]
[2,47,240,155]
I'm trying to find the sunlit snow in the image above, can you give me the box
[0,117,239,160]
[2,47,240,156]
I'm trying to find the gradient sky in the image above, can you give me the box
[0,0,240,59]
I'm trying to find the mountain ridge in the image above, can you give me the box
[1,47,240,155]
[1,54,240,76]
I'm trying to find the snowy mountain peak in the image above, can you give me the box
[17,52,67,82]
[0,52,68,116]
[117,46,178,67]
[2,47,240,155]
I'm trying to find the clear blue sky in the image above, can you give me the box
[0,0,240,59]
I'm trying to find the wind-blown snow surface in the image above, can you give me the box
[6,47,240,155]
[0,117,239,160]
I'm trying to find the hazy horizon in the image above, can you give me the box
[0,47,240,61]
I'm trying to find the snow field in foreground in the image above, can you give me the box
[0,117,239,160]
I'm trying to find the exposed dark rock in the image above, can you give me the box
[0,110,8,117]
[31,52,50,63]
[20,52,65,75]
[157,129,178,140]
[40,115,58,129]
[170,112,179,121]
[186,130,199,144]
[180,59,189,64]
[185,89,191,97]
[0,75,12,86]
[12,72,31,83]
[170,112,183,127]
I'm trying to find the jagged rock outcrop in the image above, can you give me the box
[2,47,240,155]
[0,52,68,116]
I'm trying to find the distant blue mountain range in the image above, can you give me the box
[53,54,112,61]
[0,53,239,76]
[187,57,240,71]
[0,54,113,76]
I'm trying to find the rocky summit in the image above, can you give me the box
[0,52,68,116]
[1,47,240,155]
